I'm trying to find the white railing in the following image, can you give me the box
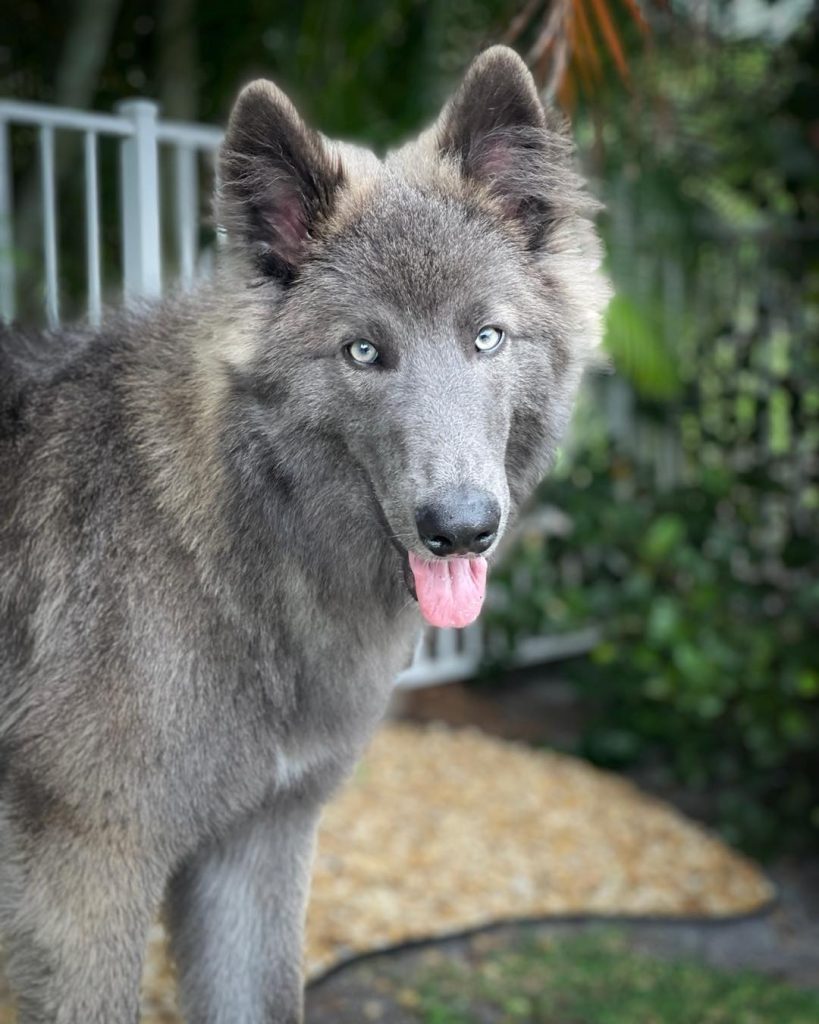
[0,98,222,326]
[0,97,597,687]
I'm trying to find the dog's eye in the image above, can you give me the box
[475,326,505,353]
[346,340,380,365]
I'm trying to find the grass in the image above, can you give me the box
[412,930,819,1024]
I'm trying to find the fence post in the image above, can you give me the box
[0,119,15,323]
[117,99,161,300]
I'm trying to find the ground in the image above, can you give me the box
[306,859,819,1022]
[311,672,819,1024]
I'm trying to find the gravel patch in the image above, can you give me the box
[307,723,772,975]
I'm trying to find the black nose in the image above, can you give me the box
[415,489,500,557]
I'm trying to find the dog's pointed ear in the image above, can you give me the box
[217,81,344,281]
[436,46,570,251]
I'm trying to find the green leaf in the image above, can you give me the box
[603,294,681,399]
[641,515,687,563]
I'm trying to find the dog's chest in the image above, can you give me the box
[165,612,413,821]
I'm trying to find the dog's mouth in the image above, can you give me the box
[406,551,488,629]
[400,550,417,600]
[392,536,489,628]
[398,545,488,627]
[365,478,489,629]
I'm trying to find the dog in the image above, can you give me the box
[0,45,609,1023]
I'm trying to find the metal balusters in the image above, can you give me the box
[0,119,14,323]
[462,622,484,664]
[117,99,162,300]
[39,125,59,327]
[174,144,197,286]
[435,627,458,666]
[83,131,102,326]
[0,99,225,320]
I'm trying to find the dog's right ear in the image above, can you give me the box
[217,81,344,282]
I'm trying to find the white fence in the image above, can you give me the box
[0,97,597,687]
[0,98,222,325]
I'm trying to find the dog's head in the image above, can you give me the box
[216,46,610,627]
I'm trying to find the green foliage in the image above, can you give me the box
[603,293,681,400]
[483,5,819,860]
[414,931,819,1023]
[487,425,819,856]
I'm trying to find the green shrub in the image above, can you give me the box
[486,434,819,857]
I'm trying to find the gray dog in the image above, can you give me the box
[0,46,609,1023]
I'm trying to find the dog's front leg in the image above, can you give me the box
[166,795,321,1024]
[0,823,166,1024]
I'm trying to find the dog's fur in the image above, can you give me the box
[0,47,609,1023]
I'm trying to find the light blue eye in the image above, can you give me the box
[347,340,380,365]
[475,325,505,352]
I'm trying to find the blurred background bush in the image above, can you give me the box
[487,0,819,859]
[2,0,817,858]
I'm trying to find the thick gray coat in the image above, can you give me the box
[0,47,609,1023]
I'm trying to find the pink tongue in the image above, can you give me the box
[408,553,488,629]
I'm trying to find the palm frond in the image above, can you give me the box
[589,0,630,84]
[506,0,651,106]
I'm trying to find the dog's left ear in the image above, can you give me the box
[436,46,570,251]
[218,81,344,281]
